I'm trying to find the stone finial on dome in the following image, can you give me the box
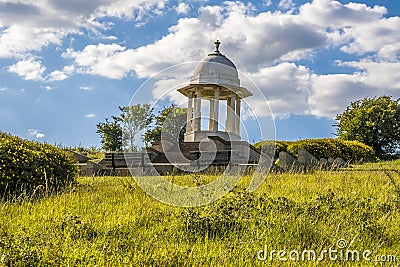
[214,39,221,53]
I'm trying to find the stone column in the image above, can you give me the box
[226,94,236,133]
[209,98,215,131]
[194,88,201,131]
[186,94,193,133]
[235,98,241,136]
[209,88,219,132]
[212,88,219,132]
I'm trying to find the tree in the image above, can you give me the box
[143,105,187,145]
[96,118,123,152]
[335,95,400,158]
[113,105,153,151]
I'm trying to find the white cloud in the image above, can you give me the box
[59,0,400,120]
[28,129,45,139]
[44,85,53,91]
[263,0,272,7]
[299,0,386,26]
[0,22,73,58]
[0,0,169,58]
[48,65,75,81]
[85,113,96,118]
[278,0,295,10]
[3,0,398,123]
[63,43,136,79]
[340,17,400,59]
[245,63,312,117]
[308,73,378,118]
[8,58,46,81]
[96,0,168,19]
[338,60,400,90]
[48,70,67,81]
[176,3,189,14]
[70,1,326,79]
[80,85,93,91]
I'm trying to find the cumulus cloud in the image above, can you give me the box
[47,65,75,81]
[299,0,386,26]
[60,0,400,120]
[278,0,295,10]
[63,43,137,79]
[338,60,400,90]
[340,17,400,59]
[85,113,96,118]
[48,70,68,81]
[245,63,312,117]
[28,129,45,139]
[176,3,189,14]
[308,73,378,118]
[3,0,400,121]
[0,0,169,58]
[263,0,272,7]
[64,1,328,79]
[8,58,46,81]
[80,85,93,91]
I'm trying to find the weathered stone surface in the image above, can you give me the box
[76,161,103,176]
[298,148,319,168]
[328,158,335,165]
[71,151,90,163]
[278,151,303,170]
[318,158,329,169]
[333,157,347,168]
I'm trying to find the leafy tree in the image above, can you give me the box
[96,118,123,152]
[113,105,153,151]
[143,105,187,145]
[335,95,400,158]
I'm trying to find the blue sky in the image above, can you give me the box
[0,0,399,147]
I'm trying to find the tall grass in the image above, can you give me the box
[0,160,399,266]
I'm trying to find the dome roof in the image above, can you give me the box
[190,41,240,87]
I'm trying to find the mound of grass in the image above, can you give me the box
[0,132,77,198]
[255,138,376,163]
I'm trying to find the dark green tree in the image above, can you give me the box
[335,95,400,158]
[96,118,123,152]
[113,104,153,151]
[143,105,187,145]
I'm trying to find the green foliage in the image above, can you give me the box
[96,118,123,152]
[113,105,153,151]
[255,138,375,163]
[335,95,400,158]
[0,132,77,198]
[143,104,187,145]
[254,140,288,158]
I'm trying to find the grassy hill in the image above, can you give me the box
[0,160,399,266]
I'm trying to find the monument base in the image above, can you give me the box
[184,130,241,142]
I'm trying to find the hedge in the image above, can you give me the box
[0,132,78,198]
[254,138,376,163]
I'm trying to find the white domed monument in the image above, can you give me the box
[103,41,263,176]
[177,40,253,142]
[144,40,261,172]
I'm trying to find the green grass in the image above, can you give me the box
[1,160,400,266]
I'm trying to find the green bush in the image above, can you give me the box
[0,132,78,198]
[255,138,375,163]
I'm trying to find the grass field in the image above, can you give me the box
[1,160,400,266]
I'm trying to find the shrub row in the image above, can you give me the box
[0,132,78,198]
[254,138,376,163]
